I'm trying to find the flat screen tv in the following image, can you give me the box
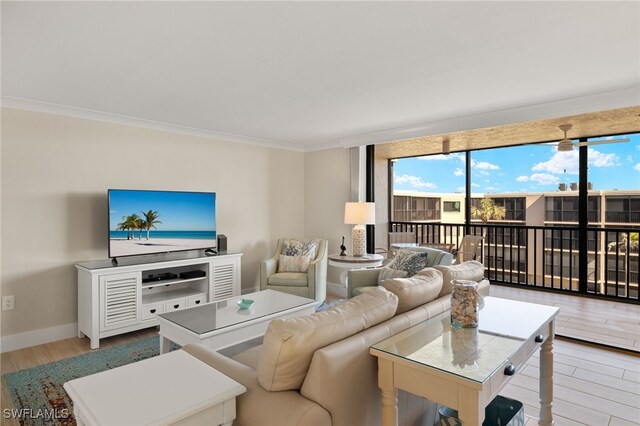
[108,189,216,259]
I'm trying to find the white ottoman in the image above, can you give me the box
[64,350,246,426]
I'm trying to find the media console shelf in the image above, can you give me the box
[76,252,242,349]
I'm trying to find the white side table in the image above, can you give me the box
[328,253,384,288]
[64,350,246,426]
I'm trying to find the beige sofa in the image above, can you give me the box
[183,262,489,426]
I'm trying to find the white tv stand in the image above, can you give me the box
[76,252,242,349]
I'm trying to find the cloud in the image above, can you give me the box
[394,174,437,189]
[634,163,640,171]
[417,153,465,162]
[532,148,619,175]
[516,176,530,182]
[471,183,480,187]
[456,186,465,192]
[454,168,464,176]
[530,173,560,185]
[588,149,619,167]
[473,161,500,170]
[533,151,578,174]
[485,186,497,191]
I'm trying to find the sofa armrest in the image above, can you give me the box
[259,258,278,290]
[181,345,331,426]
[306,241,328,301]
[347,268,382,297]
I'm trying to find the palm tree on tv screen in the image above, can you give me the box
[142,210,162,240]
[115,217,129,240]
[124,214,142,240]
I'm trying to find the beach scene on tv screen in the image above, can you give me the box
[109,190,216,257]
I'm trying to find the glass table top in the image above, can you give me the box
[158,290,317,335]
[371,297,558,384]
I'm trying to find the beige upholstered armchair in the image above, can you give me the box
[259,238,328,302]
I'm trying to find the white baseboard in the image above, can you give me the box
[0,322,78,353]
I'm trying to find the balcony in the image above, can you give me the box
[389,221,639,302]
[606,211,640,223]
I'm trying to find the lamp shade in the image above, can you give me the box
[344,202,375,225]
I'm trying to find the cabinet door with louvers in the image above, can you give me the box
[99,272,141,331]
[211,261,238,301]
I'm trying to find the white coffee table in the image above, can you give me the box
[64,350,246,426]
[371,297,559,426]
[157,289,317,354]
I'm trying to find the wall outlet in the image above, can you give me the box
[2,295,15,311]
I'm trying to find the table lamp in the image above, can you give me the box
[344,202,375,257]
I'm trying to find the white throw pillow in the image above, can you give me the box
[377,266,409,285]
[434,260,484,298]
[278,254,312,273]
[382,268,444,315]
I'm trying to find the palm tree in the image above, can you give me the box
[471,198,506,223]
[123,214,142,240]
[141,210,162,240]
[133,217,145,239]
[607,232,639,253]
[115,217,129,240]
[137,220,147,240]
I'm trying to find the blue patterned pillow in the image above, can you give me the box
[389,250,429,277]
[281,238,319,258]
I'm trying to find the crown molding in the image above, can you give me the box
[336,85,640,148]
[0,97,306,153]
[3,85,638,154]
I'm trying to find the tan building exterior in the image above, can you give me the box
[391,187,639,296]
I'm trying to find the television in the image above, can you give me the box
[108,189,216,259]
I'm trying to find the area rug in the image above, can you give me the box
[2,336,173,426]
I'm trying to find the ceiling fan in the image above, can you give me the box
[552,124,630,152]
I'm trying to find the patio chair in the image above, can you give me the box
[388,231,417,257]
[453,235,484,263]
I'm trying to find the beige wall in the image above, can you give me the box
[0,108,306,337]
[304,148,352,285]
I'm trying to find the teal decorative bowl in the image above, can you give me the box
[236,298,254,309]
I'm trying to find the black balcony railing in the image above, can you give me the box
[606,211,640,223]
[545,211,599,222]
[389,221,639,303]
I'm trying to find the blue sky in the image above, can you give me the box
[393,133,640,194]
[109,190,216,231]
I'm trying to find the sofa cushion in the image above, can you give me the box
[281,238,319,258]
[382,268,443,315]
[434,260,484,298]
[376,265,409,285]
[278,254,312,273]
[257,287,398,391]
[268,272,308,287]
[388,249,429,277]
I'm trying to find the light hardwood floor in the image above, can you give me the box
[1,289,639,426]
[491,285,640,353]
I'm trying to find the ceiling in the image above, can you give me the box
[376,105,640,159]
[2,1,639,152]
